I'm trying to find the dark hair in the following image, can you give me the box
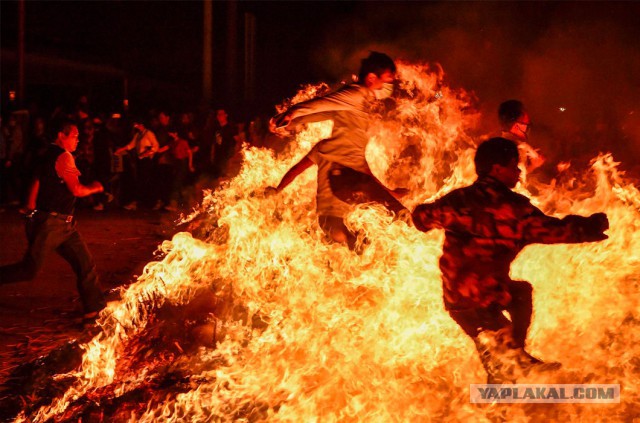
[132,118,146,127]
[474,137,519,176]
[57,119,77,136]
[498,99,525,128]
[358,51,396,83]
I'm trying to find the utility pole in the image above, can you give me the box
[244,12,256,107]
[226,0,238,107]
[18,0,25,108]
[202,0,213,106]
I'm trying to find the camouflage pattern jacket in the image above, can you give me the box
[412,175,607,310]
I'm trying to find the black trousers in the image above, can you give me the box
[0,212,105,314]
[155,162,174,205]
[318,215,359,251]
[328,166,406,214]
[136,157,155,206]
[447,280,533,348]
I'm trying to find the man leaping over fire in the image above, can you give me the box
[267,51,408,250]
[411,137,609,383]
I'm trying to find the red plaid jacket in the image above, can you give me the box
[412,176,607,310]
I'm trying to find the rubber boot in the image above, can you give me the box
[473,336,513,384]
[515,348,562,375]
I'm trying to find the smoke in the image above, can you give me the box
[313,2,640,176]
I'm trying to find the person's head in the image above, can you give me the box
[82,120,95,137]
[56,120,80,152]
[133,121,146,132]
[158,111,170,127]
[180,112,192,126]
[474,137,521,188]
[498,99,530,141]
[216,109,229,126]
[358,51,396,99]
[33,117,46,135]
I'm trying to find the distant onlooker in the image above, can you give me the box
[86,118,114,211]
[115,120,159,210]
[2,113,26,206]
[498,100,545,175]
[24,117,49,181]
[75,120,99,209]
[212,109,240,179]
[197,109,218,178]
[104,114,127,206]
[152,111,173,210]
[166,130,195,211]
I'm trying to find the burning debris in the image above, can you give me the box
[2,61,640,422]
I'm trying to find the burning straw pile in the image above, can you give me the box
[5,62,640,422]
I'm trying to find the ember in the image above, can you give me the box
[7,61,640,422]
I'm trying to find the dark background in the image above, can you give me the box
[1,1,362,116]
[2,1,640,168]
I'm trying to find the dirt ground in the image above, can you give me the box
[0,206,183,389]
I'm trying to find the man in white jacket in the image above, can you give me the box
[268,52,407,250]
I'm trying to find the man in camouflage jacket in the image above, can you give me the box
[412,137,608,381]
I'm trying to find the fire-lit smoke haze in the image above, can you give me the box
[16,57,640,421]
[314,2,640,175]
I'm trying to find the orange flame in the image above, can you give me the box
[19,62,639,422]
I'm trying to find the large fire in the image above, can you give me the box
[14,62,640,421]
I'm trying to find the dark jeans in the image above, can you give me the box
[136,158,154,206]
[448,280,533,348]
[155,162,174,205]
[171,160,190,206]
[0,212,105,314]
[328,165,406,214]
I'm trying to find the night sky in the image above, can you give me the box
[2,1,640,167]
[1,1,361,113]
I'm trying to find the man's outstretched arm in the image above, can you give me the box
[269,155,315,193]
[523,207,609,245]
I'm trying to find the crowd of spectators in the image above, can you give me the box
[0,97,274,214]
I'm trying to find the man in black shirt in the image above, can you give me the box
[0,121,106,325]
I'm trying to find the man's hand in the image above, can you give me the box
[264,186,279,197]
[589,212,609,232]
[138,149,154,159]
[583,212,609,241]
[269,112,292,137]
[19,207,35,216]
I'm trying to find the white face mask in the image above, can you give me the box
[374,82,394,100]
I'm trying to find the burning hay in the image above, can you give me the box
[6,61,640,422]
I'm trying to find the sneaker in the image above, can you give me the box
[123,201,137,211]
[93,203,104,211]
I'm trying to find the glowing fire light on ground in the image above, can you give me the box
[14,61,640,422]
